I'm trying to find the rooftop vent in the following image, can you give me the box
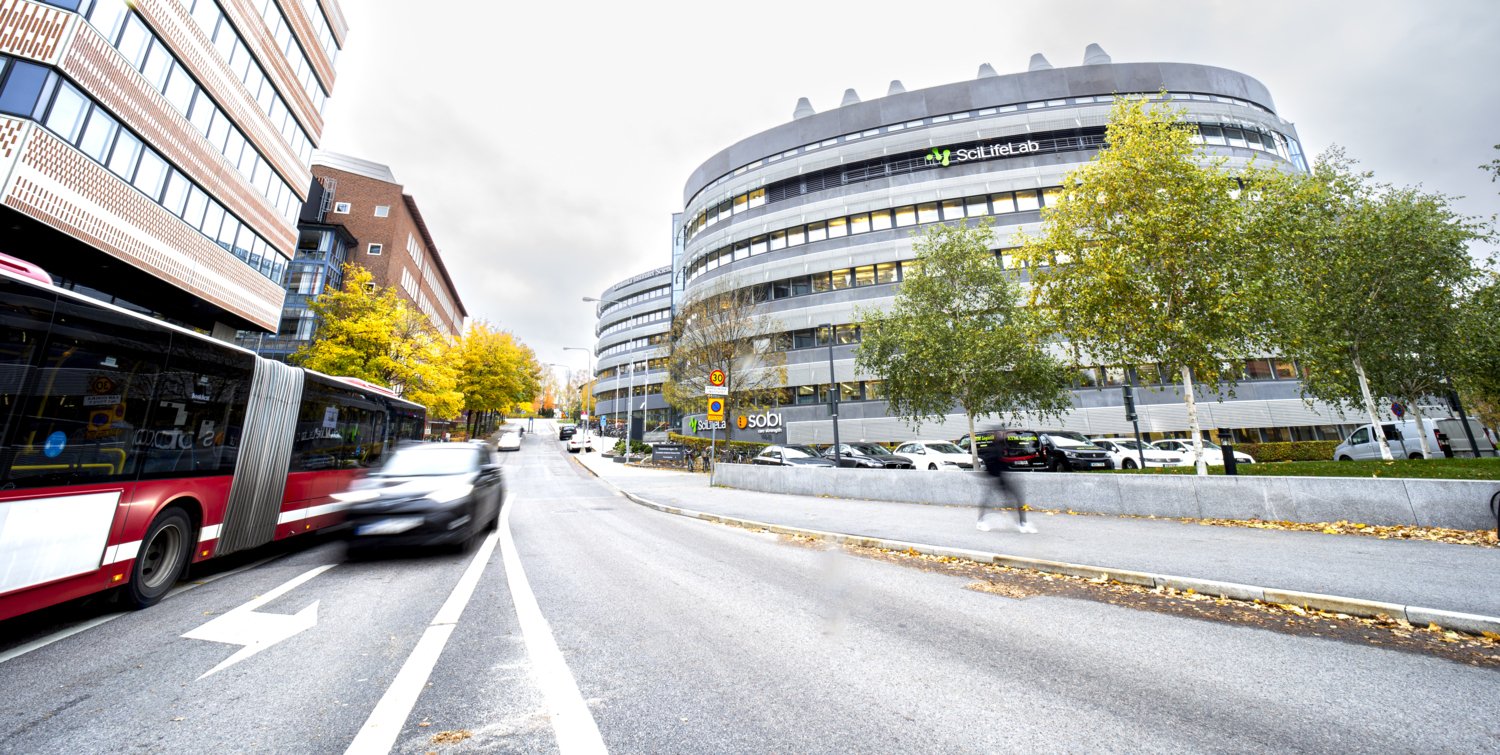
[1083,43,1111,65]
[1028,53,1053,71]
[977,63,998,78]
[792,97,815,119]
[840,88,861,107]
[887,80,906,95]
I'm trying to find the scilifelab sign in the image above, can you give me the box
[925,139,1042,167]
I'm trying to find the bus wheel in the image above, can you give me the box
[125,507,192,609]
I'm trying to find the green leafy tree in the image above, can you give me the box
[294,265,463,419]
[1453,271,1500,427]
[1014,95,1271,474]
[455,321,541,435]
[1263,150,1483,459]
[855,221,1073,468]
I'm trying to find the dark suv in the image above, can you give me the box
[961,429,1048,471]
[558,425,577,440]
[1032,430,1114,472]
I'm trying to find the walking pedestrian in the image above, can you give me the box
[975,429,1038,533]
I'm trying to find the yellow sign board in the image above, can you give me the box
[706,398,725,422]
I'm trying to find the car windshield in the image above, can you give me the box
[926,443,964,454]
[373,446,479,477]
[782,446,820,459]
[1114,440,1144,450]
[852,444,894,456]
[1046,434,1094,448]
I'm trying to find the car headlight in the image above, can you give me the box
[425,483,474,504]
[1062,450,1078,457]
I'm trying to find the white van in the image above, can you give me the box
[1331,419,1491,460]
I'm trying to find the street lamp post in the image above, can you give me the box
[625,362,637,458]
[823,323,842,464]
[579,294,631,448]
[562,346,594,430]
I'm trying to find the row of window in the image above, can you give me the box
[689,90,1277,211]
[598,308,671,338]
[597,333,668,358]
[176,0,317,164]
[685,189,1058,283]
[596,356,671,381]
[781,381,886,405]
[0,58,286,284]
[243,0,329,110]
[598,285,670,318]
[1080,359,1303,389]
[292,0,341,66]
[74,1,303,225]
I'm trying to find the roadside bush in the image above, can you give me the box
[611,439,653,456]
[1235,440,1340,462]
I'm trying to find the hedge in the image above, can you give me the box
[611,439,653,456]
[1233,440,1339,462]
[667,432,769,457]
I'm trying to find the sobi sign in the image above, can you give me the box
[736,411,783,433]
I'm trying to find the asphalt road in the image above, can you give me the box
[1,428,1496,753]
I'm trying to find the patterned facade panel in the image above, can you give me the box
[60,23,296,256]
[275,0,335,93]
[136,0,316,186]
[0,0,72,64]
[0,115,24,159]
[214,0,323,139]
[7,125,284,329]
[318,0,346,46]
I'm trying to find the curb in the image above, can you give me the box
[614,489,1500,638]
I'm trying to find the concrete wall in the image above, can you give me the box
[710,465,1500,531]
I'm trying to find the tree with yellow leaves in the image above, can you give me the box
[455,321,542,435]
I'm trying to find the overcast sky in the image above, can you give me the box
[318,0,1500,373]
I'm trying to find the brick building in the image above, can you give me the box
[0,0,347,337]
[247,150,466,360]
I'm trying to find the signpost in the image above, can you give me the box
[706,370,727,467]
[1391,402,1406,419]
[1124,369,1145,469]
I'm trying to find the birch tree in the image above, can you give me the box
[663,287,786,417]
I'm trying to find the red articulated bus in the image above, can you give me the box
[0,254,425,622]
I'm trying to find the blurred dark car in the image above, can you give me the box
[963,429,1049,472]
[821,443,914,469]
[339,443,504,552]
[1032,430,1115,472]
[752,444,836,467]
[558,425,577,440]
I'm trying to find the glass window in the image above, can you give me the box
[86,0,131,41]
[875,263,898,284]
[894,206,916,227]
[234,224,254,259]
[870,209,893,231]
[1101,367,1126,387]
[1076,367,1099,388]
[864,381,884,400]
[840,382,861,401]
[769,230,786,251]
[750,235,768,255]
[835,325,859,344]
[1015,190,1041,212]
[792,329,816,349]
[1273,359,1297,379]
[990,192,1015,213]
[831,268,853,289]
[853,265,876,287]
[788,226,805,246]
[132,148,168,199]
[201,198,224,238]
[941,199,964,221]
[849,213,870,234]
[1244,359,1274,380]
[1041,187,1062,207]
[796,385,818,404]
[732,241,749,260]
[45,82,90,143]
[1226,128,1248,149]
[107,128,141,178]
[187,92,214,135]
[787,276,810,297]
[0,61,50,116]
[140,41,172,91]
[917,202,940,224]
[747,187,765,209]
[772,280,790,299]
[805,221,827,243]
[1199,125,1226,145]
[77,108,117,162]
[827,217,847,238]
[966,196,989,218]
[182,185,208,228]
[116,14,151,68]
[217,214,239,250]
[811,272,832,293]
[732,193,748,215]
[1135,364,1164,385]
[161,170,189,215]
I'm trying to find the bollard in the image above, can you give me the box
[1219,428,1238,476]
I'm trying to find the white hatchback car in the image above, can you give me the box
[1150,438,1254,466]
[1091,438,1183,469]
[566,432,595,453]
[893,440,976,470]
[497,431,522,451]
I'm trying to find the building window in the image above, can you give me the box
[367,243,383,256]
[334,202,351,214]
[374,205,390,217]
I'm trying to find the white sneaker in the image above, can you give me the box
[976,520,993,531]
[1018,522,1038,534]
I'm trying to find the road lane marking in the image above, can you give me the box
[498,497,609,754]
[182,564,335,679]
[0,553,283,667]
[345,524,501,755]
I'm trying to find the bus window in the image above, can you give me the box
[137,336,255,477]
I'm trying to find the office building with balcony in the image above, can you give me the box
[0,0,345,337]
[601,48,1413,446]
[590,265,672,435]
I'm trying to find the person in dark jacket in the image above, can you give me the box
[975,431,1037,533]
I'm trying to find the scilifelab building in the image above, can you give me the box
[594,46,1388,446]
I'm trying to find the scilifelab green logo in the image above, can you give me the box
[689,417,699,433]
[924,148,951,167]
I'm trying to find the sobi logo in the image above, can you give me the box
[925,148,951,167]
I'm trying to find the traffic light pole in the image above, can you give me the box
[1126,368,1144,468]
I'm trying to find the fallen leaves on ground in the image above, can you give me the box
[430,730,473,745]
[1041,508,1497,547]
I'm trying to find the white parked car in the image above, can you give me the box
[1151,438,1255,466]
[497,431,522,451]
[566,432,595,454]
[1091,438,1183,469]
[893,440,976,470]
[1331,420,1475,460]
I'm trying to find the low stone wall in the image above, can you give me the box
[710,465,1500,531]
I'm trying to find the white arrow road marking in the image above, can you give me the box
[182,564,335,679]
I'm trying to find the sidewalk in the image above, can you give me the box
[568,452,1499,619]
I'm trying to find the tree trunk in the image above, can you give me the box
[967,412,979,470]
[1180,365,1208,476]
[1410,400,1432,458]
[1352,354,1394,461]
